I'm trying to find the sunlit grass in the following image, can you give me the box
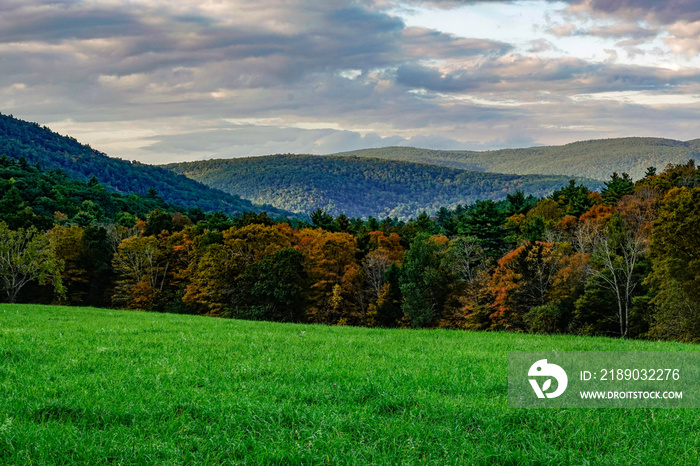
[0,304,698,464]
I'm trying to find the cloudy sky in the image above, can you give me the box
[3,0,700,164]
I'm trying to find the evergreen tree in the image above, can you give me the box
[551,179,593,216]
[458,200,507,256]
[601,172,635,206]
[399,234,449,328]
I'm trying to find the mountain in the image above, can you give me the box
[163,154,602,219]
[331,138,700,180]
[0,113,292,217]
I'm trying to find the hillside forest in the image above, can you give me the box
[3,154,700,343]
[164,154,602,219]
[333,138,700,180]
[0,113,291,217]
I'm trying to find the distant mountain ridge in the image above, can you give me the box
[331,137,700,180]
[0,113,293,217]
[4,112,693,220]
[164,154,603,219]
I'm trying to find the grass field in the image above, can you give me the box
[0,304,699,464]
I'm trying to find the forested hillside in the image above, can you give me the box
[0,113,291,217]
[0,154,181,231]
[333,138,700,180]
[165,154,601,219]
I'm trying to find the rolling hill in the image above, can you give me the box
[331,137,700,180]
[164,154,603,219]
[6,111,691,220]
[0,113,292,217]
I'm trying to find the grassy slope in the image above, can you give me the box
[0,304,698,464]
[333,137,700,181]
[164,154,600,219]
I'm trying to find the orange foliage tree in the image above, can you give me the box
[489,241,588,331]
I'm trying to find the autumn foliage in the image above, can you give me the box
[5,158,700,342]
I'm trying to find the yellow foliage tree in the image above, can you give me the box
[47,225,87,304]
[112,235,166,309]
[296,228,360,324]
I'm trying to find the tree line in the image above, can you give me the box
[3,155,700,342]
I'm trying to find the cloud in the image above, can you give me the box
[587,23,658,40]
[561,0,700,58]
[391,0,700,24]
[548,23,577,37]
[402,26,512,58]
[528,39,558,53]
[384,0,560,8]
[3,0,700,167]
[547,20,658,42]
[397,0,698,57]
[139,124,464,162]
[395,63,493,92]
[664,21,700,58]
[567,0,700,24]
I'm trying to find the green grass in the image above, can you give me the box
[0,304,699,464]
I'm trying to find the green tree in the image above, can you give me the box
[203,211,233,231]
[81,225,114,306]
[184,224,296,316]
[47,225,87,304]
[458,200,507,256]
[647,188,700,341]
[310,208,337,231]
[399,234,449,328]
[602,172,635,206]
[435,207,457,236]
[373,263,403,327]
[506,190,535,216]
[231,248,307,322]
[0,222,64,303]
[334,214,352,233]
[145,208,175,236]
[551,179,593,216]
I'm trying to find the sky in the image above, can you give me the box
[3,0,700,164]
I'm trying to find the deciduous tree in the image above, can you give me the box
[47,225,87,304]
[489,241,587,331]
[0,222,64,303]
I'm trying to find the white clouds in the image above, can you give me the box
[1,0,700,163]
[549,23,576,37]
[664,21,700,58]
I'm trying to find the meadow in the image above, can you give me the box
[0,304,698,465]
